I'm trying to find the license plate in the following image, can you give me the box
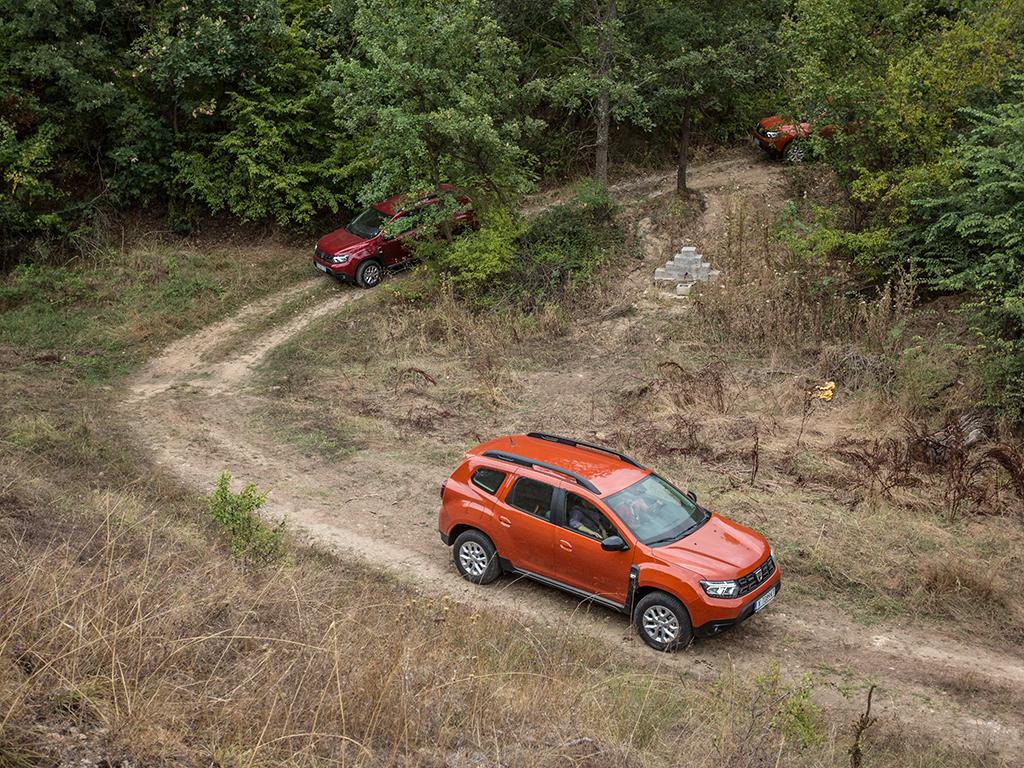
[754,587,776,612]
[315,261,329,273]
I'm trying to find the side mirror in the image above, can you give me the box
[601,535,629,552]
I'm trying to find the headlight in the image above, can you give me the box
[332,255,349,264]
[701,580,739,598]
[765,131,780,138]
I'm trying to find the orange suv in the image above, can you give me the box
[438,433,780,651]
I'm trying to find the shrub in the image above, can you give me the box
[206,471,288,569]
[426,208,519,296]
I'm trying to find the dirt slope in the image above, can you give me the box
[127,156,1024,765]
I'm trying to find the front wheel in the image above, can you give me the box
[782,140,806,163]
[453,530,500,584]
[355,259,383,288]
[633,591,692,652]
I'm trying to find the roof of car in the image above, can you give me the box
[468,433,650,498]
[373,183,459,217]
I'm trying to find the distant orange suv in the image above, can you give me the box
[438,433,780,651]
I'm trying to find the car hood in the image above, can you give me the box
[316,226,368,256]
[757,115,811,138]
[655,513,770,581]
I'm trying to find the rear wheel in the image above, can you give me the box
[453,530,500,584]
[633,591,692,652]
[355,259,383,288]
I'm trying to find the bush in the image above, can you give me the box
[427,208,519,297]
[508,181,621,310]
[206,471,288,569]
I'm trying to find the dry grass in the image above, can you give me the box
[4,168,1024,768]
[1,484,856,768]
[258,179,1024,647]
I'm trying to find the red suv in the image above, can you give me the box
[752,105,850,162]
[313,185,473,288]
[438,433,780,651]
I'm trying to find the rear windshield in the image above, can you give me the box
[345,206,391,239]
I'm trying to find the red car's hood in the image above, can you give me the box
[316,226,368,256]
[655,513,770,581]
[758,115,811,138]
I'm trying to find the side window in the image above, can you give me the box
[565,492,615,540]
[396,210,420,235]
[471,467,507,495]
[505,477,554,520]
[384,210,420,240]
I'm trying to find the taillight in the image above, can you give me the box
[440,480,447,500]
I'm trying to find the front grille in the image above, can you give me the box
[315,247,331,261]
[737,555,776,597]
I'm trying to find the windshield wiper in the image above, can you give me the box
[647,535,680,546]
[649,517,706,546]
[648,528,695,545]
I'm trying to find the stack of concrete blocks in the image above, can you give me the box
[653,246,720,297]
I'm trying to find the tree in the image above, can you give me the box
[327,0,541,224]
[904,79,1024,419]
[911,80,1024,301]
[522,0,648,186]
[0,0,147,261]
[769,0,1024,281]
[641,1,781,193]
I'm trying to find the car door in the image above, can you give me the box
[554,490,634,605]
[378,210,420,266]
[490,474,557,578]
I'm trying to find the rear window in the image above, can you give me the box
[471,467,506,495]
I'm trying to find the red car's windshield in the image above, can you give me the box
[345,206,391,239]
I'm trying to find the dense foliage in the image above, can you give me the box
[0,0,784,261]
[3,0,1024,415]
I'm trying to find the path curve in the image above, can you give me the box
[127,157,1024,765]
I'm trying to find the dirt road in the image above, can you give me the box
[127,156,1024,765]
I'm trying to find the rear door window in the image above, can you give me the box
[505,477,555,520]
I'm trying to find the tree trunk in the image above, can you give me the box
[595,89,610,184]
[594,0,616,185]
[677,96,692,194]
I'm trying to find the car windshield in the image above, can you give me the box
[604,474,709,546]
[345,206,391,240]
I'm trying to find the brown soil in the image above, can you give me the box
[126,151,1024,765]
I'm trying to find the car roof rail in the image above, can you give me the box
[525,432,645,469]
[481,450,601,495]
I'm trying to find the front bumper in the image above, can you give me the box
[313,251,356,283]
[693,574,781,638]
[751,131,784,159]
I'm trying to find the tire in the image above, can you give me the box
[355,259,383,288]
[633,591,692,652]
[782,140,805,163]
[453,530,500,584]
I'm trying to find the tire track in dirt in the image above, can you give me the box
[127,160,1024,764]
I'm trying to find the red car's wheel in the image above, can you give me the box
[356,259,383,288]
[782,141,806,163]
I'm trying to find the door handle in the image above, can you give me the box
[499,516,511,528]
[559,539,572,551]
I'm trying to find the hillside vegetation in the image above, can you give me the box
[3,162,1024,767]
[5,1,1024,764]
